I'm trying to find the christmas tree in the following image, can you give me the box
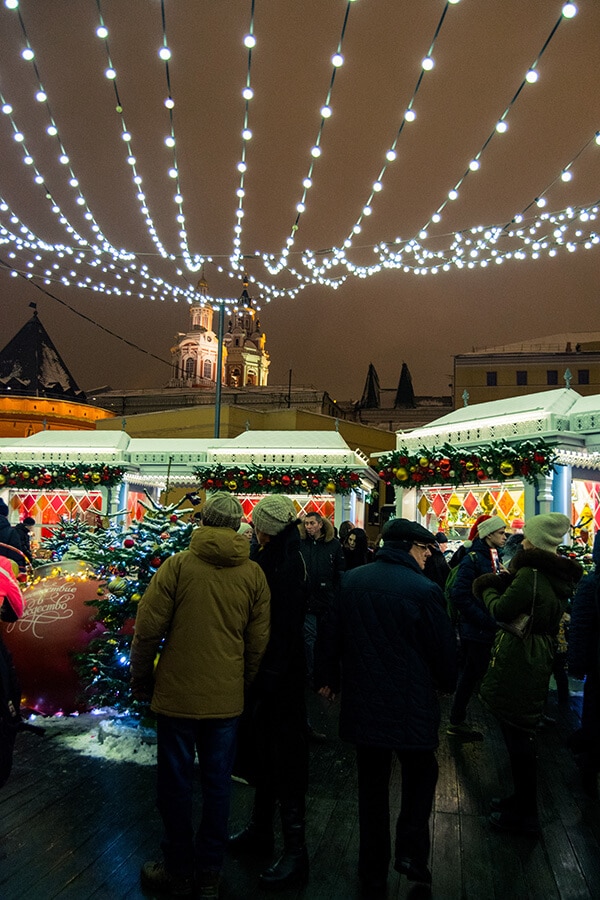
[74,494,196,712]
[38,515,98,564]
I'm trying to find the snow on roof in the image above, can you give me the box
[227,430,352,450]
[460,333,600,355]
[0,430,130,452]
[413,389,578,430]
[396,388,590,451]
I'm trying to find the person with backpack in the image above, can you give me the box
[446,515,507,741]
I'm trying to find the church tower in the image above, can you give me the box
[223,274,270,387]
[168,275,224,388]
[167,273,269,389]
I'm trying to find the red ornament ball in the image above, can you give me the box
[150,557,162,568]
[123,538,135,549]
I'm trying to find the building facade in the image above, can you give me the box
[168,276,270,390]
[454,333,600,407]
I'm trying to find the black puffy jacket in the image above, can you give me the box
[316,543,457,751]
[298,518,345,615]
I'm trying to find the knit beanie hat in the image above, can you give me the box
[468,514,491,541]
[0,499,8,517]
[523,513,570,553]
[252,495,297,536]
[478,515,506,540]
[237,522,253,536]
[201,492,243,530]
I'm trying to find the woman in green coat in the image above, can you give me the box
[473,513,582,835]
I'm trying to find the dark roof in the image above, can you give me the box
[0,308,86,401]
[357,362,381,409]
[394,361,416,408]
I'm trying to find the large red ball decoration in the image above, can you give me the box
[3,564,106,715]
[123,537,135,548]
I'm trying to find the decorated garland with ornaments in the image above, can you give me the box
[0,463,124,490]
[194,465,364,495]
[377,439,557,488]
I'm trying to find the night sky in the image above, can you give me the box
[0,0,598,402]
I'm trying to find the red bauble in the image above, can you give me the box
[150,557,162,568]
[170,514,178,523]
[3,568,106,715]
[123,537,135,549]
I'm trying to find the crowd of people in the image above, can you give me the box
[125,495,600,899]
[0,490,594,898]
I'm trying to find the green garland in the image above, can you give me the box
[0,462,124,490]
[194,465,364,495]
[377,439,557,488]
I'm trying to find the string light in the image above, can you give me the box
[0,0,595,303]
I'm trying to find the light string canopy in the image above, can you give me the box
[307,0,592,281]
[0,0,597,309]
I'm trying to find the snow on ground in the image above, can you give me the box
[26,711,157,766]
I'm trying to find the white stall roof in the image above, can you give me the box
[0,428,372,483]
[206,430,369,469]
[397,388,589,451]
[226,431,354,450]
[0,430,130,451]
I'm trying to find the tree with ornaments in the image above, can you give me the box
[74,495,195,712]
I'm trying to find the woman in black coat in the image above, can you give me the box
[229,495,309,891]
[343,527,373,570]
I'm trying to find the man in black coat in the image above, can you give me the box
[316,518,457,894]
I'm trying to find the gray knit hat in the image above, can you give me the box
[477,515,506,539]
[523,513,570,553]
[252,495,297,536]
[202,492,243,530]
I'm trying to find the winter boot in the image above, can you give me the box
[228,790,276,856]
[258,803,309,891]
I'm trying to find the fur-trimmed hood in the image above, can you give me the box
[298,516,336,543]
[473,547,582,600]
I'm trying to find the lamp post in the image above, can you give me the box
[214,300,225,438]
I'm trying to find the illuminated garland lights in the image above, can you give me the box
[0,463,124,489]
[194,465,365,495]
[377,440,557,488]
[0,1,594,304]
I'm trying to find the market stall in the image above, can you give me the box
[377,388,600,542]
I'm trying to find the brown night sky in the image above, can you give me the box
[0,0,598,402]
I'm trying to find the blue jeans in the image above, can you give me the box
[156,714,239,876]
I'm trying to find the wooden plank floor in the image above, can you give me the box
[0,684,599,899]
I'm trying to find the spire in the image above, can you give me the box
[394,362,416,408]
[0,309,86,400]
[358,363,381,409]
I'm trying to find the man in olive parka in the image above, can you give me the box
[131,492,270,898]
